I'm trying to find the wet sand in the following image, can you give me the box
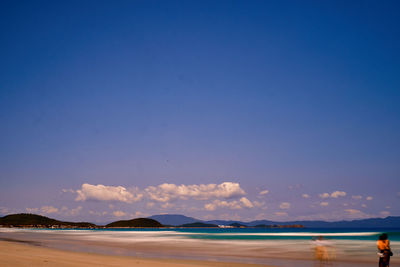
[0,240,273,267]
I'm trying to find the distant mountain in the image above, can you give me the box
[148,214,198,226]
[0,213,96,228]
[178,222,218,228]
[106,218,163,228]
[149,214,400,228]
[290,216,400,228]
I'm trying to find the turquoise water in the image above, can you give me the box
[85,227,400,241]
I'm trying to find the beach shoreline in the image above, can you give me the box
[1,228,396,267]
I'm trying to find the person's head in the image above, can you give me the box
[379,233,388,241]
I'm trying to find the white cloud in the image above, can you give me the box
[75,183,143,203]
[319,193,330,199]
[319,191,346,199]
[41,206,59,214]
[279,202,291,209]
[204,199,246,211]
[331,191,346,198]
[352,195,362,200]
[345,209,362,215]
[302,194,310,199]
[259,190,269,196]
[366,196,373,201]
[146,182,246,202]
[320,202,329,207]
[240,197,254,208]
[113,210,127,217]
[274,212,288,216]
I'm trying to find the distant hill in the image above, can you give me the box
[229,223,247,228]
[207,220,250,226]
[290,216,400,228]
[106,218,163,228]
[148,214,198,226]
[178,222,218,228]
[2,213,399,229]
[149,214,400,228]
[0,213,96,228]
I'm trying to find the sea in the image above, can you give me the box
[1,227,400,267]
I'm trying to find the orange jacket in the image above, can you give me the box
[377,239,390,251]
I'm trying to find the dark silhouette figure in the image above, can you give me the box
[377,233,392,267]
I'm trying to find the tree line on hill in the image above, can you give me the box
[0,214,162,228]
[1,213,399,229]
[0,213,304,228]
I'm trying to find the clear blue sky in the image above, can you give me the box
[1,0,399,222]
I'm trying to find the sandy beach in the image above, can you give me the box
[1,228,395,267]
[0,240,274,267]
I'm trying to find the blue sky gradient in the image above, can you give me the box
[1,0,399,222]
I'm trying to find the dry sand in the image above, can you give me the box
[0,240,274,267]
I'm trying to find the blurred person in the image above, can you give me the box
[313,236,335,267]
[377,233,393,267]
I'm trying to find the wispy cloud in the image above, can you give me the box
[279,202,291,209]
[113,210,127,217]
[41,206,59,214]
